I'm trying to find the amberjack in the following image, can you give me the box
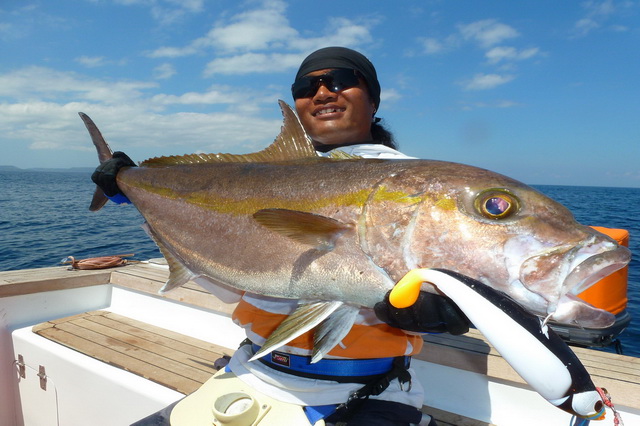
[80,101,631,361]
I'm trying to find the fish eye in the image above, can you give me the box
[475,189,519,220]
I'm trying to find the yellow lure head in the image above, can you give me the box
[389,269,430,308]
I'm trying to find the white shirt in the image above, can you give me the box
[318,143,416,160]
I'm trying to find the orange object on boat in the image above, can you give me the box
[62,254,134,270]
[579,227,629,315]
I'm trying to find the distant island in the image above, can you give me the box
[0,165,94,173]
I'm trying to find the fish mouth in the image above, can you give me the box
[561,244,631,296]
[518,235,631,328]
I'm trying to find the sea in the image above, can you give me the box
[1,170,639,357]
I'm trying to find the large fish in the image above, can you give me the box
[80,101,630,361]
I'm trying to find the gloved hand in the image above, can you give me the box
[374,290,470,335]
[91,151,136,197]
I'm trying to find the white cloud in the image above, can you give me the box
[204,52,305,76]
[30,140,69,150]
[151,85,247,105]
[571,0,634,37]
[610,24,630,32]
[573,18,600,37]
[114,0,204,25]
[417,19,540,90]
[147,45,197,58]
[194,1,298,53]
[0,67,283,161]
[0,67,157,104]
[485,46,540,64]
[584,0,617,17]
[0,0,380,168]
[462,73,515,91]
[495,100,520,108]
[287,17,375,52]
[420,19,522,54]
[381,88,402,103]
[148,1,374,77]
[460,99,521,110]
[153,63,176,80]
[457,19,520,48]
[148,0,296,57]
[420,38,445,54]
[75,56,107,68]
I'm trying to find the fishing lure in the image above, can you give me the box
[390,268,611,420]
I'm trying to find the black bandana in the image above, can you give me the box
[294,46,381,110]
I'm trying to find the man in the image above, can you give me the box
[93,47,469,426]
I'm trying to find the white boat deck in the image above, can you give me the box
[1,262,639,425]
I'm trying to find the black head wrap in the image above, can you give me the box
[293,46,381,110]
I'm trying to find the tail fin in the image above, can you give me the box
[79,112,113,212]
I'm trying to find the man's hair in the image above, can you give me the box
[371,120,397,150]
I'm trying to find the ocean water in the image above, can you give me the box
[1,171,638,357]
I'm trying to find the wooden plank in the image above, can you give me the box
[34,311,231,395]
[418,329,640,408]
[66,318,216,378]
[422,329,640,384]
[100,312,227,354]
[46,320,212,382]
[571,346,640,381]
[36,325,202,394]
[0,266,111,297]
[87,313,228,364]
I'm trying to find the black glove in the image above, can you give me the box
[91,151,136,197]
[374,290,470,335]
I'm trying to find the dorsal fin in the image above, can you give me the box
[141,100,317,167]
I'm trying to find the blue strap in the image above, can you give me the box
[252,344,403,378]
[304,405,337,424]
[107,193,131,204]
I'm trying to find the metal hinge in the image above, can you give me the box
[17,354,26,379]
[16,355,47,390]
[38,365,47,390]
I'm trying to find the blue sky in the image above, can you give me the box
[1,0,639,187]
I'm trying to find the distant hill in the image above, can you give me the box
[0,165,94,173]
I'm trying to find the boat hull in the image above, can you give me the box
[1,264,638,426]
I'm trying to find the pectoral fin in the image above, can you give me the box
[253,209,352,251]
[311,305,359,363]
[250,301,343,362]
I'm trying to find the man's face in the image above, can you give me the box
[294,68,376,147]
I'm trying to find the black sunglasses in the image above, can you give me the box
[291,69,361,100]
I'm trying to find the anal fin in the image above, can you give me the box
[141,223,194,294]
